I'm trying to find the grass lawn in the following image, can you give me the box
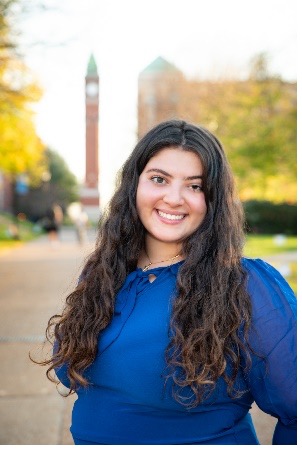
[0,212,43,252]
[286,262,297,295]
[0,240,23,250]
[244,234,296,258]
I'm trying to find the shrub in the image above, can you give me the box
[243,200,297,235]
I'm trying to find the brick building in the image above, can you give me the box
[137,56,185,139]
[80,54,101,220]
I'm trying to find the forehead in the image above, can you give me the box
[144,147,203,173]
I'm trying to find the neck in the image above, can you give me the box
[138,236,183,270]
[144,236,182,262]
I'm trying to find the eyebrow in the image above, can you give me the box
[145,168,203,181]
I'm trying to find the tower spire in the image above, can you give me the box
[87,54,98,76]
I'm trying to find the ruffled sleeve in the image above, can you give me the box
[242,258,297,445]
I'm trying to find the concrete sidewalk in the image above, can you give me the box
[0,228,295,444]
[0,227,96,444]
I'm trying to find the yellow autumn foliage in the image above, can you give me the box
[0,1,46,185]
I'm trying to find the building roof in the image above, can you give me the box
[87,54,98,75]
[140,56,180,74]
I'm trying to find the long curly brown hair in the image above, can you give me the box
[35,120,252,407]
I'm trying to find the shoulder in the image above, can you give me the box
[241,257,296,319]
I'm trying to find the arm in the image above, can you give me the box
[242,259,297,445]
[53,339,71,389]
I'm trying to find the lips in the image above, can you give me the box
[157,210,186,221]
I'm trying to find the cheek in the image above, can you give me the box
[136,182,150,218]
[191,195,207,219]
[190,192,206,210]
[136,181,159,210]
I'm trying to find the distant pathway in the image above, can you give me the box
[261,251,297,279]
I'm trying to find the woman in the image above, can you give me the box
[39,120,296,444]
[42,203,63,246]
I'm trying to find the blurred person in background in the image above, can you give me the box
[34,120,296,445]
[74,206,89,246]
[42,203,63,247]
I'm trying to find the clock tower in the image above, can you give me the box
[81,54,100,220]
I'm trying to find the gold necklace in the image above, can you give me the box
[142,253,181,272]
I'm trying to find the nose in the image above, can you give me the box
[163,184,185,207]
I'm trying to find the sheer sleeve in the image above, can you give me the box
[53,340,71,389]
[242,258,297,445]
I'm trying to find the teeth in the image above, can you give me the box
[158,210,185,220]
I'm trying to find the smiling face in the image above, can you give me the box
[136,146,207,256]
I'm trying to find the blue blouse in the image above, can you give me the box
[56,258,297,445]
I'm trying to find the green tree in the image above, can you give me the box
[46,148,79,206]
[16,148,79,220]
[181,54,296,203]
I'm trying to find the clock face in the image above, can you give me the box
[86,82,99,97]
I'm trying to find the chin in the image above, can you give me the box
[152,234,185,244]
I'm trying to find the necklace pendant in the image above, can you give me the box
[142,262,152,272]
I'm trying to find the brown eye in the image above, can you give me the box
[190,184,202,192]
[151,176,166,184]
